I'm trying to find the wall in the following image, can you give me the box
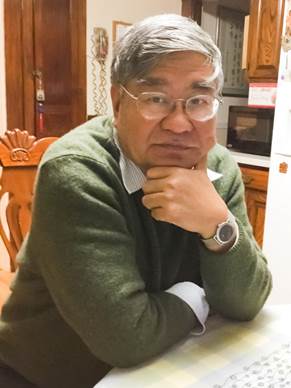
[86,0,181,117]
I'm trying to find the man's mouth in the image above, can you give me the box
[153,143,194,150]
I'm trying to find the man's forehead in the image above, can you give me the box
[135,76,217,91]
[133,52,217,90]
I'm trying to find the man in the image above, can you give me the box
[0,14,272,388]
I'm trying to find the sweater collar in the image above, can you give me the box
[113,129,222,194]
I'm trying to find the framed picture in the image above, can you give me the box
[112,20,131,42]
[217,6,248,97]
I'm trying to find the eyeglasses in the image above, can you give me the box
[120,85,222,122]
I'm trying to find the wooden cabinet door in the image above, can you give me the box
[4,0,86,138]
[240,165,269,247]
[247,0,285,82]
[244,188,267,247]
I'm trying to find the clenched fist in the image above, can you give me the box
[141,157,228,238]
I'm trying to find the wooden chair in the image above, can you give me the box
[0,129,57,308]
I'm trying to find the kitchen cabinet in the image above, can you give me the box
[247,0,285,82]
[239,165,269,247]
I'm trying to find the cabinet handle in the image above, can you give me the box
[242,174,254,185]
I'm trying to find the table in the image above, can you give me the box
[95,305,291,387]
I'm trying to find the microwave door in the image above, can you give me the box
[227,107,274,156]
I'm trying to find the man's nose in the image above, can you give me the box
[161,100,193,133]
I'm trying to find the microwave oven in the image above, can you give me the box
[226,106,274,156]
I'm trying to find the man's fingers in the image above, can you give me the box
[142,192,170,209]
[150,207,167,222]
[143,203,169,223]
[146,166,176,179]
[146,158,208,177]
[142,177,168,194]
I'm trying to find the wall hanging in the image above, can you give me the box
[90,27,109,116]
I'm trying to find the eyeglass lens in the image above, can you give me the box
[136,93,219,121]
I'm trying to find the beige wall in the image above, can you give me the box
[86,0,181,116]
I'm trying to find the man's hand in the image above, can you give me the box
[141,157,228,238]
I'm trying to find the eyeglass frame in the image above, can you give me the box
[119,84,223,122]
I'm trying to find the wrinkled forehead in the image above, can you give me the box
[135,77,217,94]
[134,51,219,92]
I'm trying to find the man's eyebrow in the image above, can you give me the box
[135,78,217,93]
[136,77,167,86]
[191,81,216,91]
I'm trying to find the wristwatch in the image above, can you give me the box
[201,211,238,253]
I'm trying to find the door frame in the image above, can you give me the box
[181,0,202,24]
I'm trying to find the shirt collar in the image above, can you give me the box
[113,129,222,194]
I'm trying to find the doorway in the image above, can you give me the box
[4,0,87,138]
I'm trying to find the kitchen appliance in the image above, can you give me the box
[263,0,291,304]
[226,106,274,156]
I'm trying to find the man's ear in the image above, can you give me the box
[111,85,121,120]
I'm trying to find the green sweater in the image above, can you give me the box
[0,117,272,388]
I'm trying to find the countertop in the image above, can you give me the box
[230,150,270,168]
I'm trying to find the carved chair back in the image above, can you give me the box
[0,129,57,271]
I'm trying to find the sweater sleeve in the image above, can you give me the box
[200,149,272,321]
[27,155,199,368]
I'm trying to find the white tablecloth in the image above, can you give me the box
[95,305,291,387]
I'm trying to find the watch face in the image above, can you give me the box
[218,223,234,242]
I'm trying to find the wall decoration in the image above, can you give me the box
[90,27,109,116]
[112,20,131,42]
[217,6,248,97]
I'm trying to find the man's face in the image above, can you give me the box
[111,51,218,172]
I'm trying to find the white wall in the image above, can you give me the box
[86,0,181,116]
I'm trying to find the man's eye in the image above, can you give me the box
[148,95,167,104]
[188,96,209,106]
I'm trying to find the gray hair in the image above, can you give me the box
[111,14,224,94]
